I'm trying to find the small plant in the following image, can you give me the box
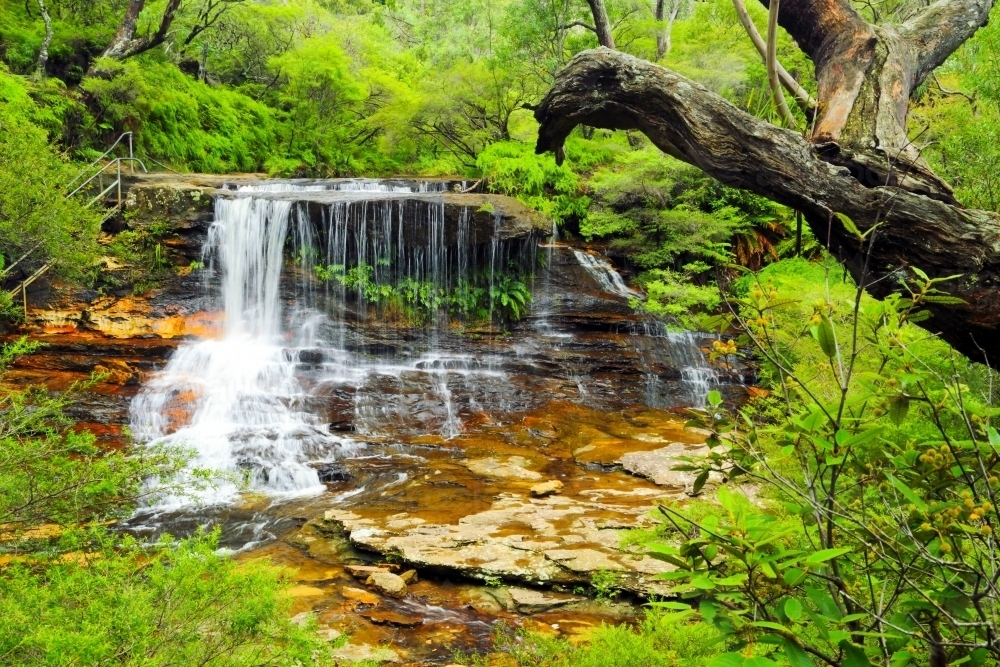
[590,569,621,600]
[483,575,503,587]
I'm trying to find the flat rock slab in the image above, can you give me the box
[322,491,674,597]
[618,443,721,492]
[461,456,543,481]
[359,609,424,627]
[509,587,583,614]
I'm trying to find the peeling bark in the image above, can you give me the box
[754,0,993,204]
[535,49,1000,365]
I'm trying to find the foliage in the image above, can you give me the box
[639,254,1000,665]
[0,66,102,283]
[0,339,328,666]
[82,56,278,172]
[314,261,532,326]
[456,611,724,667]
[0,528,323,667]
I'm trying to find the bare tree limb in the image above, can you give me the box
[731,0,816,114]
[584,0,616,49]
[902,0,995,86]
[766,0,797,128]
[100,0,184,61]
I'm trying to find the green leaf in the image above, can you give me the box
[693,469,710,494]
[888,396,909,425]
[805,548,851,565]
[709,654,747,667]
[887,474,928,511]
[784,598,803,621]
[810,315,837,358]
[835,212,864,240]
[840,640,875,667]
[781,639,813,667]
[707,389,723,407]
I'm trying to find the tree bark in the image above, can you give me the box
[534,48,1000,365]
[100,0,183,61]
[584,0,616,49]
[755,0,993,204]
[34,0,52,78]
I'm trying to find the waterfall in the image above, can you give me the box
[130,179,730,507]
[572,250,641,300]
[130,181,527,504]
[570,250,727,407]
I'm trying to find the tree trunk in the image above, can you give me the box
[655,0,680,60]
[100,0,183,61]
[534,46,1000,365]
[34,0,52,78]
[584,0,616,49]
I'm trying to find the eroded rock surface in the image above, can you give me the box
[322,489,676,597]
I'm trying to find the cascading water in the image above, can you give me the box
[130,181,528,504]
[569,249,729,406]
[130,178,733,508]
[573,249,641,300]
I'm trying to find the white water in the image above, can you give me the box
[573,249,642,300]
[570,250,725,406]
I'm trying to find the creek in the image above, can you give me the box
[16,177,745,663]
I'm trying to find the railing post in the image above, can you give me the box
[22,282,27,316]
[128,133,134,174]
[117,158,122,211]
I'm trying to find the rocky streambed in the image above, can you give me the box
[4,175,748,664]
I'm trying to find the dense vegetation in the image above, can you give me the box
[4,0,1000,665]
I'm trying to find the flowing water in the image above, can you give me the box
[130,180,738,505]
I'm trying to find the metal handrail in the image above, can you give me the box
[64,132,134,191]
[68,156,148,200]
[6,133,146,311]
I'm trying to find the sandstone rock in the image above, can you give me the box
[342,586,380,606]
[359,609,424,627]
[462,456,543,481]
[530,480,564,497]
[345,564,397,578]
[322,493,673,597]
[618,443,722,493]
[509,587,582,614]
[543,548,626,573]
[366,571,408,598]
[399,569,418,584]
[330,643,401,664]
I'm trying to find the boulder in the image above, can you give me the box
[359,610,424,628]
[618,443,722,493]
[399,569,418,584]
[345,564,398,578]
[462,456,543,481]
[366,571,408,598]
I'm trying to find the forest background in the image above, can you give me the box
[3,0,1000,666]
